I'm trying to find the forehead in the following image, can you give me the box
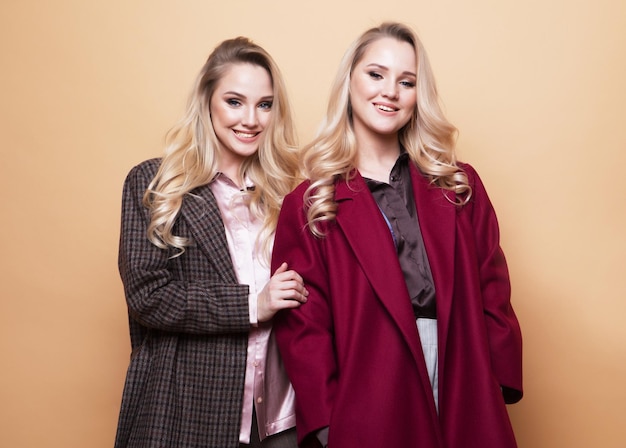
[357,37,416,72]
[215,63,273,94]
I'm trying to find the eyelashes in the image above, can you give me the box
[225,98,273,109]
[367,71,415,88]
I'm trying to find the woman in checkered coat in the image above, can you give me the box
[114,37,308,448]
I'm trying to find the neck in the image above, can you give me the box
[217,156,245,188]
[355,133,401,183]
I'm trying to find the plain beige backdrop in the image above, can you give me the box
[1,0,625,447]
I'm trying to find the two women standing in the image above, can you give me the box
[115,22,522,448]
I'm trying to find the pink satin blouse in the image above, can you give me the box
[210,173,296,443]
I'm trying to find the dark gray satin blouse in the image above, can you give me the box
[363,153,437,319]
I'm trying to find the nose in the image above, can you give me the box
[382,80,399,100]
[241,106,259,128]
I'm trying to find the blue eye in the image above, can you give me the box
[258,101,273,110]
[400,81,416,88]
[226,98,242,107]
[368,71,383,79]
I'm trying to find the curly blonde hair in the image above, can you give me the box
[145,37,300,256]
[303,22,471,237]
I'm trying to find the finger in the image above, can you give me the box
[287,288,309,303]
[270,276,303,293]
[279,270,303,285]
[272,288,308,304]
[273,262,288,276]
[276,296,306,310]
[274,282,308,301]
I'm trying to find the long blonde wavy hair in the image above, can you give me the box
[145,37,300,257]
[303,22,471,237]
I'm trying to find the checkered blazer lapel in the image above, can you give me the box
[180,183,238,284]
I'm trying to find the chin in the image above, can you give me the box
[371,126,403,135]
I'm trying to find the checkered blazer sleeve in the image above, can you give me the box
[118,159,250,335]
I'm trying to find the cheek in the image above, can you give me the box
[352,79,373,100]
[258,111,272,128]
[211,105,238,126]
[209,105,223,125]
[404,92,417,109]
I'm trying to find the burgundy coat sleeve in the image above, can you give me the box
[271,183,336,445]
[465,164,523,403]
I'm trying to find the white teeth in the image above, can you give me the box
[376,104,395,112]
[234,131,256,138]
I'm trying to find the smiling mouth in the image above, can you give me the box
[233,130,259,138]
[375,104,398,112]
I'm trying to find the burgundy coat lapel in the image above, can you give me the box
[409,163,456,368]
[335,174,424,367]
[180,183,238,284]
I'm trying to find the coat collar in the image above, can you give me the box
[334,164,456,367]
[408,164,456,361]
[335,171,423,366]
[179,183,238,284]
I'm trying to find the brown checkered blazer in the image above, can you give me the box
[114,158,251,448]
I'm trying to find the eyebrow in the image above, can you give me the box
[365,63,416,77]
[223,91,274,101]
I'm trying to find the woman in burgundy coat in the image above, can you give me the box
[272,22,523,448]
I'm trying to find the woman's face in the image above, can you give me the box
[349,37,417,142]
[210,63,273,178]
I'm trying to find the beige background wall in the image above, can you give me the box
[1,1,625,446]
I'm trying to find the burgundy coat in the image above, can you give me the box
[272,163,522,448]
